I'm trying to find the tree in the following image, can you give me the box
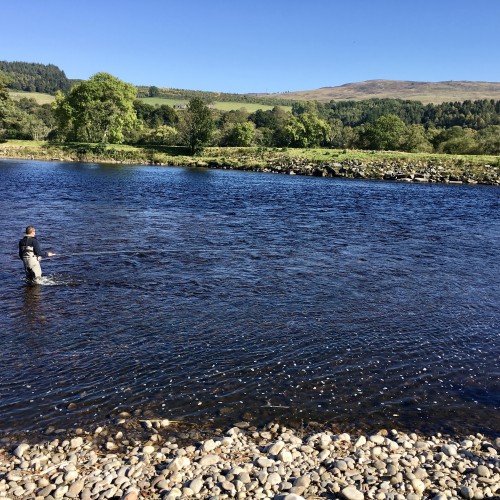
[401,124,433,152]
[178,98,215,154]
[434,127,478,154]
[53,72,139,143]
[475,125,500,154]
[298,113,330,147]
[361,115,407,151]
[221,122,256,146]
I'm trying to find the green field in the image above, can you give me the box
[9,91,55,104]
[8,91,290,112]
[140,97,290,112]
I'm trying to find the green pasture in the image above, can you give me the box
[140,97,290,112]
[7,91,288,112]
[9,91,55,104]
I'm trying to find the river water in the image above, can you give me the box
[0,159,499,437]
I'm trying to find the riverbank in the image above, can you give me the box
[1,141,499,186]
[0,419,498,500]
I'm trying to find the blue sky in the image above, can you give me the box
[2,0,499,93]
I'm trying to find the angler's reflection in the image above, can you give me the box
[21,284,45,328]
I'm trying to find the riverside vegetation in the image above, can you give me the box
[1,141,499,186]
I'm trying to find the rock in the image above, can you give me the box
[165,488,182,499]
[267,472,281,485]
[257,457,275,467]
[142,445,155,454]
[202,439,218,452]
[293,475,310,488]
[13,443,30,458]
[278,449,293,463]
[70,437,83,449]
[221,481,236,491]
[168,456,190,471]
[460,486,475,499]
[189,476,204,494]
[354,436,367,447]
[369,434,385,444]
[198,454,220,466]
[341,485,364,500]
[411,478,426,494]
[64,470,79,483]
[268,440,285,455]
[7,470,23,481]
[66,479,85,498]
[442,444,458,456]
[475,465,491,477]
[334,459,348,471]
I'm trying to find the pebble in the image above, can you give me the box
[0,424,497,500]
[342,484,365,500]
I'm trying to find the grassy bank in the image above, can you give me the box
[1,140,499,185]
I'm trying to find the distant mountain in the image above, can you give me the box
[257,80,500,104]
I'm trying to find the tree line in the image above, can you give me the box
[1,72,499,155]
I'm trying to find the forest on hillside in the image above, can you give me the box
[0,61,72,94]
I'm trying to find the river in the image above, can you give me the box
[0,159,499,437]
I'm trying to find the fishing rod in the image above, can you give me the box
[48,250,156,258]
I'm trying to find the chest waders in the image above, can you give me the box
[21,237,42,282]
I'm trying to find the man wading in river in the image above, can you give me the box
[19,226,55,283]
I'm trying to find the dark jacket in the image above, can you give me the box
[19,236,42,260]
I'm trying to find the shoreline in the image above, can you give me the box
[0,419,498,499]
[1,142,499,186]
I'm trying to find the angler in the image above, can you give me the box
[19,226,55,283]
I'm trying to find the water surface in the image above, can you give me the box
[0,159,499,436]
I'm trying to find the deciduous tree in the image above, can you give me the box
[53,73,139,143]
[178,98,215,154]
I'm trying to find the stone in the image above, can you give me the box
[13,443,30,458]
[334,459,348,471]
[370,434,385,444]
[142,445,155,454]
[268,441,285,455]
[64,470,79,483]
[7,470,23,481]
[411,478,426,494]
[257,457,275,467]
[293,475,310,488]
[341,485,364,500]
[66,479,85,498]
[202,439,218,452]
[475,465,490,477]
[267,472,281,485]
[460,486,475,499]
[354,436,367,447]
[442,444,458,457]
[199,454,220,466]
[278,449,293,463]
[238,471,251,484]
[70,437,83,449]
[169,456,190,472]
[222,481,236,491]
[189,476,204,494]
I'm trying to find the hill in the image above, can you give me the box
[0,61,71,94]
[257,80,500,104]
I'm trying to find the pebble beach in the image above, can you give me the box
[1,419,498,500]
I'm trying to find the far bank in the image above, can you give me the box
[1,140,499,186]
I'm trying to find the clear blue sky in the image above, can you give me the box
[2,0,499,93]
